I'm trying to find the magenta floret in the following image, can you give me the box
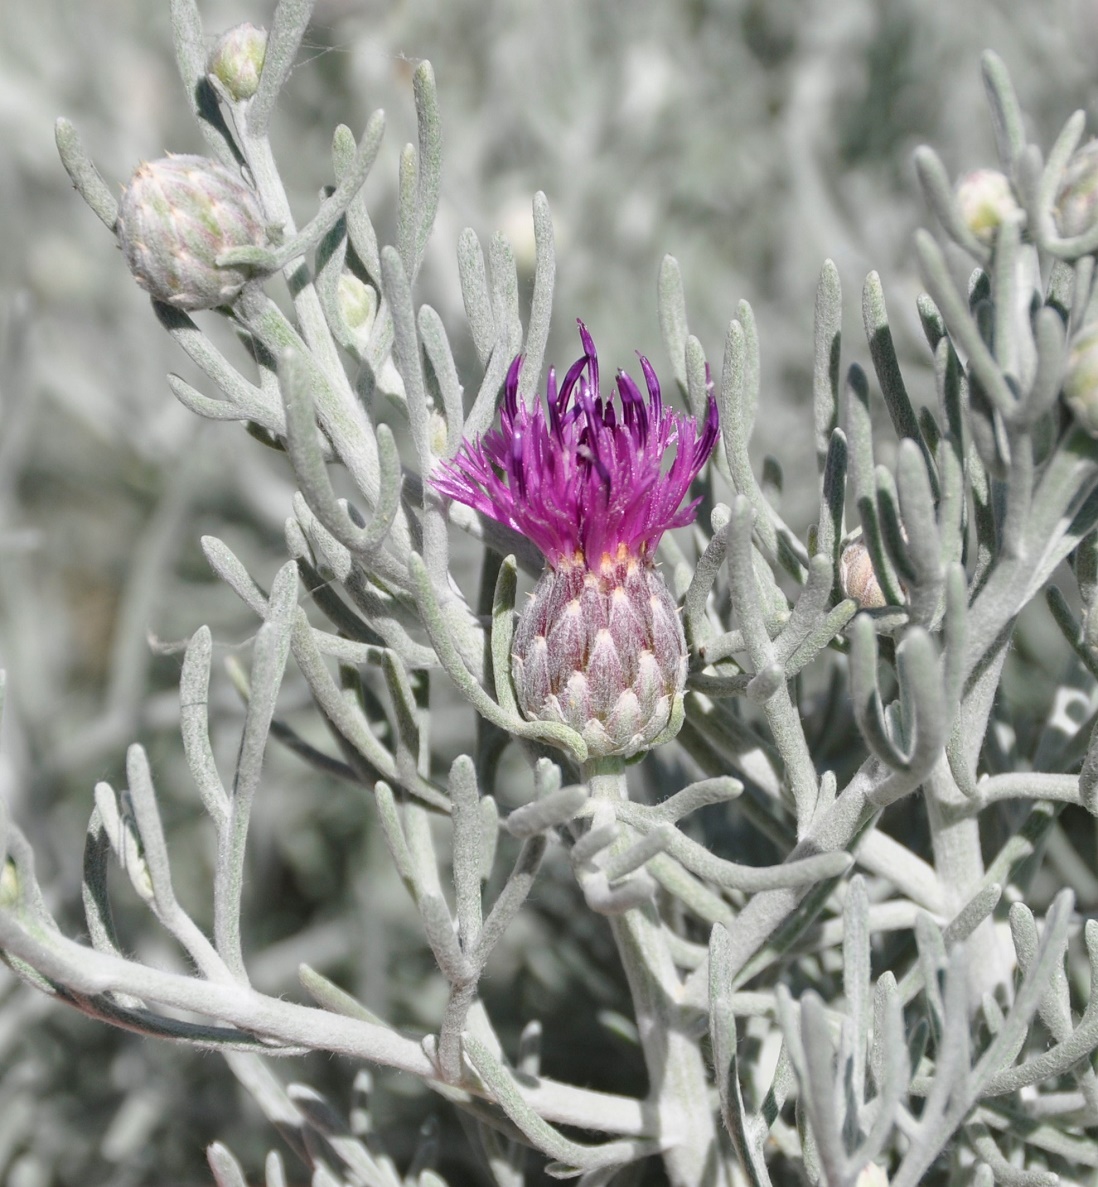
[432,321,719,570]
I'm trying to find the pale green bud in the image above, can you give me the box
[1064,322,1098,435]
[954,169,1021,246]
[1057,140,1098,239]
[428,410,448,458]
[337,272,378,338]
[0,859,17,909]
[207,23,268,102]
[116,155,266,311]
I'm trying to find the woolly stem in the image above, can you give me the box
[582,757,729,1187]
[926,640,1014,999]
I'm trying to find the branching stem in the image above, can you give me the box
[583,758,730,1187]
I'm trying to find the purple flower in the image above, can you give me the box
[432,323,719,759]
[432,321,718,572]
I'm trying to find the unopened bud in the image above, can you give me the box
[954,169,1021,246]
[1064,322,1098,435]
[116,155,267,311]
[337,273,377,337]
[0,858,17,909]
[854,1164,889,1187]
[839,541,887,610]
[1057,140,1098,239]
[207,23,268,102]
[428,410,448,458]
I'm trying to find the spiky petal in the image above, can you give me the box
[432,321,718,571]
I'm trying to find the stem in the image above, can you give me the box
[242,135,353,393]
[583,758,729,1187]
[0,904,651,1137]
[239,131,411,556]
[928,640,1015,998]
[924,764,1009,999]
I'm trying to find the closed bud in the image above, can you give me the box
[337,272,377,342]
[512,554,687,759]
[1057,140,1098,238]
[116,155,267,311]
[207,23,268,102]
[0,858,17,909]
[1064,322,1098,435]
[954,169,1021,245]
[839,540,887,609]
[854,1164,890,1187]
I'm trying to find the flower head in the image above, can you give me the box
[433,323,718,759]
[432,321,718,570]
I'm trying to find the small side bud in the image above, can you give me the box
[0,858,17,909]
[428,410,448,458]
[1057,140,1098,238]
[1064,322,1098,435]
[206,23,268,102]
[855,1165,890,1187]
[116,155,267,311]
[954,169,1022,246]
[839,540,887,609]
[337,273,378,341]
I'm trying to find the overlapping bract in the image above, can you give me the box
[432,321,719,569]
[116,155,267,311]
[511,552,688,757]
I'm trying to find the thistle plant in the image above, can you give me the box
[8,2,1098,1186]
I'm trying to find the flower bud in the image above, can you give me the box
[839,540,887,609]
[855,1164,890,1187]
[116,155,267,311]
[512,554,687,759]
[0,858,17,909]
[1064,322,1098,435]
[1057,140,1098,238]
[337,272,377,341]
[206,23,268,102]
[954,169,1021,246]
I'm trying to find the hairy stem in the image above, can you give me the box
[929,637,1014,997]
[583,758,729,1187]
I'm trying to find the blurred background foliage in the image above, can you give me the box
[4,0,1098,1183]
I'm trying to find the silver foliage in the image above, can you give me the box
[6,1,1098,1185]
